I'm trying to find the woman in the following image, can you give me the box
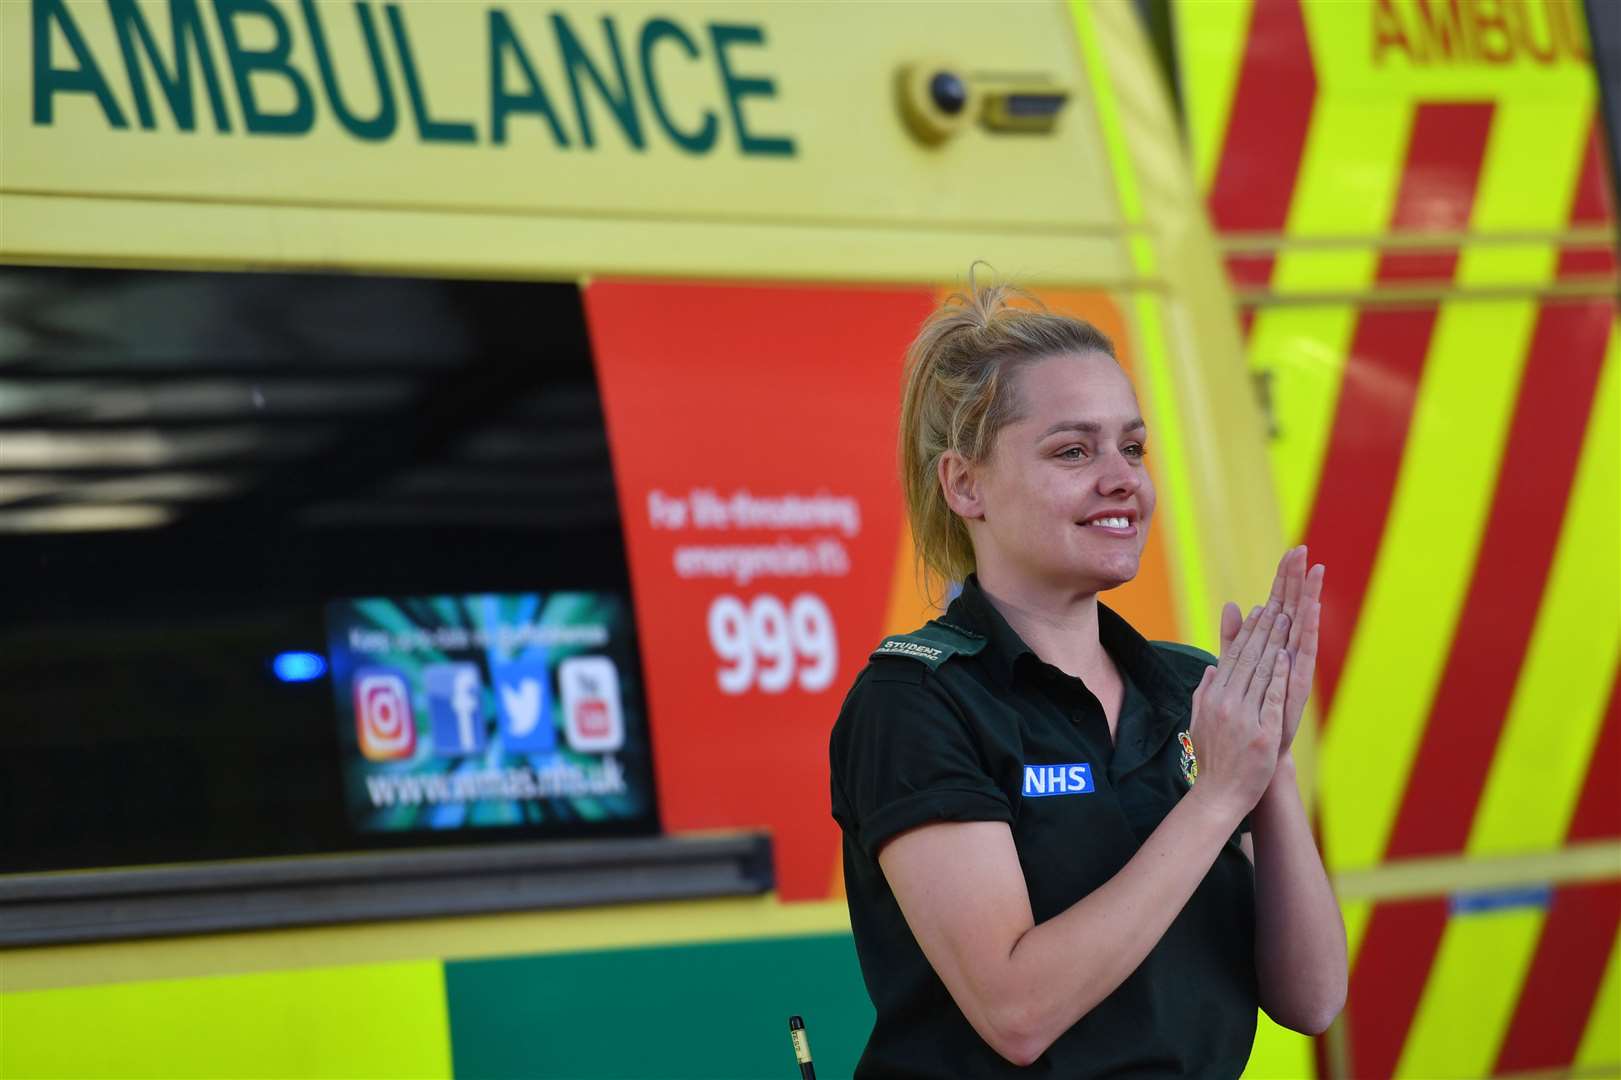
[829,281,1347,1077]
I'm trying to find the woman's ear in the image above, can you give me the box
[938,450,984,520]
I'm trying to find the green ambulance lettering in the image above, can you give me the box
[30,0,794,157]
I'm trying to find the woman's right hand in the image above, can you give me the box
[1188,602,1290,823]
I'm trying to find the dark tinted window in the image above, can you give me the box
[0,268,647,873]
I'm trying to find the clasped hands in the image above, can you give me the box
[1188,546,1325,820]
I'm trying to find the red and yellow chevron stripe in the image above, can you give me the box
[1177,0,1620,1075]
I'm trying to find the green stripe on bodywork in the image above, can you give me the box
[445,933,871,1079]
[1,960,452,1079]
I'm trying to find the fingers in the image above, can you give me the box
[1267,549,1290,610]
[1283,547,1306,648]
[1260,649,1288,738]
[1229,603,1282,693]
[1220,604,1263,682]
[1288,599,1321,705]
[1243,607,1291,714]
[1220,602,1243,657]
[1304,562,1326,611]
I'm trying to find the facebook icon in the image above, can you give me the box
[492,657,554,753]
[424,663,486,756]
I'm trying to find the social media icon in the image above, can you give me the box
[491,658,554,753]
[558,656,624,753]
[424,662,486,756]
[354,667,416,761]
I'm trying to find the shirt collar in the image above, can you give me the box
[942,574,1191,723]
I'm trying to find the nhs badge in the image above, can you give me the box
[1022,762,1095,798]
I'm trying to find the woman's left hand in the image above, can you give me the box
[1219,546,1324,756]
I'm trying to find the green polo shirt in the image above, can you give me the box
[829,576,1256,1078]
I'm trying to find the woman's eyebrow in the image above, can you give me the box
[1037,417,1147,438]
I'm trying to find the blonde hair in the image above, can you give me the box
[898,272,1116,590]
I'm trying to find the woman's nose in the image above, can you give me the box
[1096,450,1140,495]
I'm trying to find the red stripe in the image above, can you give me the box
[1559,119,1618,281]
[1238,305,1257,341]
[1301,103,1496,716]
[1224,253,1277,290]
[1493,882,1621,1074]
[1344,897,1449,1080]
[1344,110,1616,1076]
[1567,118,1615,227]
[1567,666,1621,842]
[1495,668,1621,1072]
[1383,301,1614,859]
[1206,0,1315,240]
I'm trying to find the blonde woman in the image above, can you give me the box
[829,282,1346,1077]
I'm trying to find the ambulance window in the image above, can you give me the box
[0,267,650,873]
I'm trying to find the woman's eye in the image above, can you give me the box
[1059,446,1086,460]
[1123,443,1147,459]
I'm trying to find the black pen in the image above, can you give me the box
[788,1015,816,1080]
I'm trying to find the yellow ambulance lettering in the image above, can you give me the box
[29,0,794,156]
[1372,0,1589,67]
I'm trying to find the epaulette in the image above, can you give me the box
[1151,640,1219,667]
[869,619,988,671]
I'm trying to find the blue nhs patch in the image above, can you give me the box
[1022,763,1095,798]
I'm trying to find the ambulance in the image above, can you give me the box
[1,1,1613,1076]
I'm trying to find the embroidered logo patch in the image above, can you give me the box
[1177,731,1198,787]
[1022,763,1094,798]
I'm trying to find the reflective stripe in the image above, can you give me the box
[1320,295,1533,872]
[1174,0,1252,194]
[1305,103,1495,719]
[1247,306,1356,542]
[1496,882,1621,1073]
[1574,926,1621,1072]
[1383,300,1614,860]
[1396,903,1545,1078]
[1345,897,1448,1077]
[1470,344,1620,856]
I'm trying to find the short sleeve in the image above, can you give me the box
[829,662,1013,859]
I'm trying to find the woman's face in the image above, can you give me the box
[965,351,1156,595]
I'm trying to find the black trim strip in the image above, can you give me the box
[0,834,773,946]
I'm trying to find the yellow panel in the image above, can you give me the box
[1320,298,1535,872]
[1471,344,1621,856]
[1243,1011,1316,1079]
[1,895,853,993]
[0,961,451,1080]
[1248,305,1356,543]
[1576,931,1621,1074]
[1395,903,1545,1078]
[0,192,1135,286]
[1172,0,1252,194]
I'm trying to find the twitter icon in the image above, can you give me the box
[492,657,554,753]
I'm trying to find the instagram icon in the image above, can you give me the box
[354,667,417,761]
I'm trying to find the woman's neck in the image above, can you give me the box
[974,569,1111,683]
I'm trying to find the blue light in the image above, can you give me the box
[272,651,327,683]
